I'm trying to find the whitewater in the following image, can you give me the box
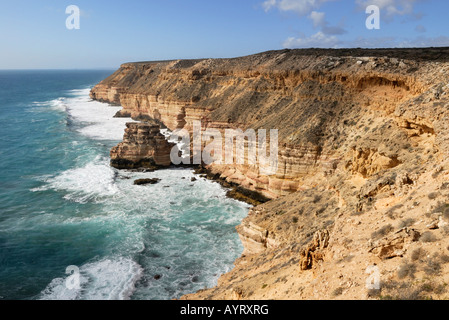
[0,70,249,300]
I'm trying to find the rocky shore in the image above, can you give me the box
[91,48,449,300]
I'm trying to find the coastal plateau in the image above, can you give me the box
[91,48,449,300]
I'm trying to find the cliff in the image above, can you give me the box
[91,48,449,300]
[110,121,175,169]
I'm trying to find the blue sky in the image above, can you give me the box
[0,0,448,69]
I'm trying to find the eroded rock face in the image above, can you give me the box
[299,229,330,270]
[236,219,277,255]
[92,48,449,300]
[369,228,421,260]
[91,48,449,199]
[110,122,175,169]
[347,147,402,178]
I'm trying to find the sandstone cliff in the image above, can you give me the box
[110,121,175,169]
[91,48,449,300]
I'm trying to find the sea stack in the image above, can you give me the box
[91,48,449,300]
[110,121,175,169]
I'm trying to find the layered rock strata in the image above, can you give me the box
[91,48,449,198]
[110,122,175,169]
[91,48,449,300]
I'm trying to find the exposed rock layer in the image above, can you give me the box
[91,48,449,300]
[110,122,174,169]
[91,48,449,198]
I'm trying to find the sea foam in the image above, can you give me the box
[32,86,249,300]
[31,156,119,203]
[39,257,143,300]
[65,88,134,141]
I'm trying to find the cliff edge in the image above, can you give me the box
[91,48,449,300]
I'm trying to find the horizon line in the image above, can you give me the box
[0,68,118,71]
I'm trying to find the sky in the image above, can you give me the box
[0,0,448,69]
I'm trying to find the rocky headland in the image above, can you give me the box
[91,48,449,300]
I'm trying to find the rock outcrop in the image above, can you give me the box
[134,178,161,185]
[110,122,175,169]
[91,48,449,198]
[91,48,449,300]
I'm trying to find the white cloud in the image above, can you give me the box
[263,1,346,37]
[262,0,334,16]
[344,36,399,48]
[262,0,277,12]
[283,34,449,49]
[350,35,449,48]
[263,0,422,18]
[283,31,340,48]
[398,36,449,47]
[309,11,326,27]
[356,0,421,20]
[269,0,436,50]
[309,11,346,35]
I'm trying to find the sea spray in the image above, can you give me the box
[0,70,249,300]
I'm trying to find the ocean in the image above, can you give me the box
[0,70,249,300]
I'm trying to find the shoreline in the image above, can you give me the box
[112,161,270,207]
[89,48,449,300]
[40,86,253,300]
[193,166,271,207]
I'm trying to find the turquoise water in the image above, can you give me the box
[0,70,249,300]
